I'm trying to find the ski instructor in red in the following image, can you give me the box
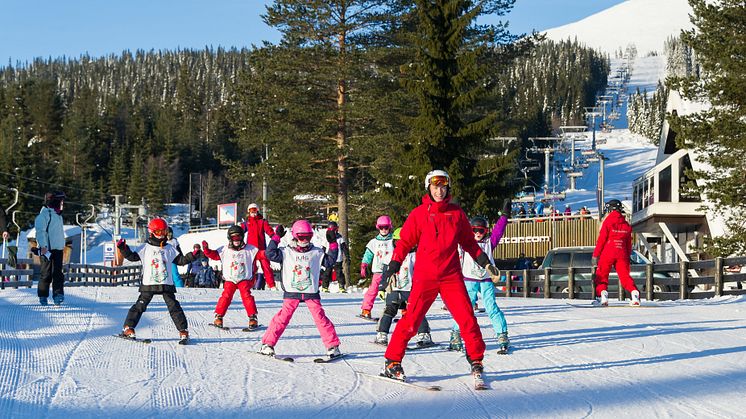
[381,169,500,384]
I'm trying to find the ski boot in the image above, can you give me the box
[321,287,329,293]
[470,359,487,389]
[497,332,510,354]
[473,303,479,312]
[383,359,406,381]
[630,290,641,306]
[213,314,224,328]
[122,326,136,339]
[258,344,275,357]
[178,330,189,345]
[416,332,433,348]
[448,329,464,352]
[248,315,259,330]
[327,345,342,359]
[359,309,372,320]
[338,287,347,293]
[53,294,64,306]
[593,290,609,306]
[39,297,48,306]
[374,331,388,345]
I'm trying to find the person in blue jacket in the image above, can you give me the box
[34,191,67,306]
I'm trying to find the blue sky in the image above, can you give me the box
[1,0,626,66]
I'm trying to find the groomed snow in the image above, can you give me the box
[1,287,745,418]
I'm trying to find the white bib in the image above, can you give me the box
[279,246,324,293]
[366,238,394,273]
[137,244,178,286]
[218,245,259,283]
[460,240,495,280]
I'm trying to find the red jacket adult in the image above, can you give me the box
[391,194,485,280]
[592,210,632,259]
[240,214,275,250]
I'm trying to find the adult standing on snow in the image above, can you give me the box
[592,199,640,306]
[380,170,499,386]
[240,203,276,290]
[34,191,67,306]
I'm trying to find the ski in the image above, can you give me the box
[241,325,264,332]
[356,314,379,322]
[253,352,294,362]
[566,302,656,309]
[178,338,189,345]
[370,341,388,347]
[357,372,442,391]
[208,323,231,331]
[114,334,152,344]
[313,353,348,363]
[497,347,509,355]
[406,342,441,351]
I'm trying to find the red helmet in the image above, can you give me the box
[148,218,168,238]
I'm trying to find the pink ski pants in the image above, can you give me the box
[262,298,340,349]
[361,272,383,311]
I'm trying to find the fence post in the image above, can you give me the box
[505,270,512,298]
[679,260,689,300]
[543,267,551,299]
[645,263,654,301]
[567,267,575,299]
[714,257,723,297]
[523,269,530,298]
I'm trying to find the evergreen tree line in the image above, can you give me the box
[0,1,608,244]
[626,82,668,143]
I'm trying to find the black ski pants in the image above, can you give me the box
[124,291,188,331]
[321,262,346,289]
[37,249,64,298]
[377,291,430,334]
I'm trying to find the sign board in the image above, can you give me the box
[103,242,115,262]
[217,203,238,225]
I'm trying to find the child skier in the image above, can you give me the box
[374,228,432,348]
[202,225,267,330]
[259,220,342,359]
[117,218,196,344]
[450,204,511,355]
[359,216,394,319]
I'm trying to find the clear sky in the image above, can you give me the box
[0,0,626,67]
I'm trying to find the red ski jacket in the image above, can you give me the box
[391,194,484,280]
[241,214,275,250]
[592,210,632,259]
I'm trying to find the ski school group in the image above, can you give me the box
[35,168,638,390]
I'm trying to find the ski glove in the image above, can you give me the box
[591,257,599,267]
[360,263,369,278]
[326,228,337,244]
[201,240,210,251]
[275,224,285,239]
[501,198,512,217]
[116,238,126,250]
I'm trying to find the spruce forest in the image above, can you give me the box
[0,1,608,253]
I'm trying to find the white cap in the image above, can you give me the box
[247,203,259,211]
[424,169,450,190]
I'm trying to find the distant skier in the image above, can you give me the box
[34,191,67,306]
[194,257,216,288]
[240,203,276,290]
[592,199,640,306]
[117,218,196,343]
[202,225,267,330]
[374,228,432,348]
[166,227,184,288]
[258,220,342,360]
[450,205,511,355]
[358,215,394,319]
[380,170,499,388]
[320,221,350,293]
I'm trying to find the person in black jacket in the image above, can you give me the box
[320,221,350,293]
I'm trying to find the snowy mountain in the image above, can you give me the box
[543,0,693,55]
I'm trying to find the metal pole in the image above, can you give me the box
[113,195,122,238]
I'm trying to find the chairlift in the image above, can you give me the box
[514,186,536,203]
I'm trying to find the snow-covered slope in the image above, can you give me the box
[1,288,745,418]
[544,0,693,55]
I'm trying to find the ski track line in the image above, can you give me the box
[46,299,97,417]
[309,357,364,418]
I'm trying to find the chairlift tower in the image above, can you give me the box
[584,107,602,150]
[559,126,588,191]
[527,137,561,197]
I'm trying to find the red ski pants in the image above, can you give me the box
[215,279,257,317]
[385,274,485,362]
[595,254,638,296]
[257,257,276,289]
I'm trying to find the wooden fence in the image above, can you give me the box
[0,258,35,289]
[65,264,142,287]
[493,256,746,301]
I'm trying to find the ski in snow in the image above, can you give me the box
[565,302,656,309]
[357,371,442,391]
[208,323,231,331]
[406,342,441,351]
[313,353,348,363]
[241,325,264,332]
[253,352,294,362]
[114,334,152,344]
[356,315,379,322]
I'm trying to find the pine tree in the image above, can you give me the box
[668,0,746,255]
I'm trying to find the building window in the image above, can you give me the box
[659,166,672,202]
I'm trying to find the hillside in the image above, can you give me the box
[544,0,693,55]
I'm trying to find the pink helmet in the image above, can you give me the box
[291,219,314,239]
[376,215,392,229]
